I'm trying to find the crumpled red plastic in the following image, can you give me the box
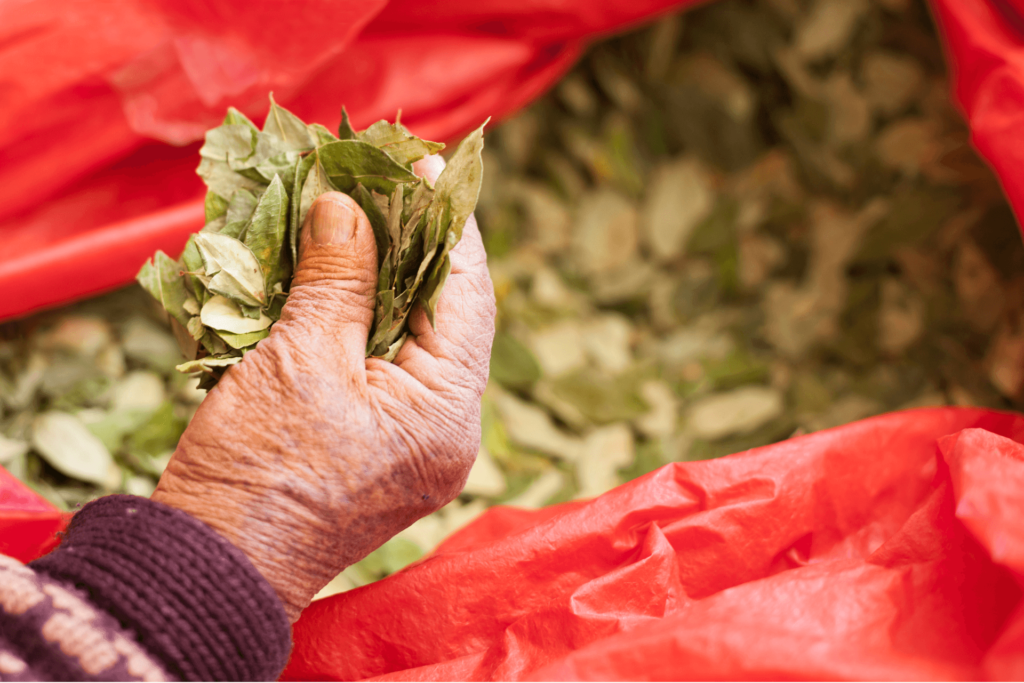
[932,0,1024,226]
[4,410,1024,679]
[0,467,66,563]
[280,408,1024,681]
[0,0,693,321]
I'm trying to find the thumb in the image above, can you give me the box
[280,192,378,369]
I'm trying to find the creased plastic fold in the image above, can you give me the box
[281,408,1024,681]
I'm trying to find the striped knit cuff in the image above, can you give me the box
[29,495,291,681]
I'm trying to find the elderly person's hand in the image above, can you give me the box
[151,155,496,621]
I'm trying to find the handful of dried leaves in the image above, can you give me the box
[138,96,486,388]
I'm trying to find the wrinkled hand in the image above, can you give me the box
[151,156,496,621]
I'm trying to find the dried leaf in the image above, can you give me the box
[176,356,242,374]
[226,189,259,224]
[490,333,542,390]
[186,316,204,340]
[200,124,258,166]
[219,328,271,350]
[309,123,340,146]
[359,120,445,167]
[197,157,265,199]
[200,295,273,334]
[263,93,316,152]
[32,412,114,486]
[137,251,191,328]
[194,232,267,307]
[298,155,337,235]
[338,107,358,140]
[142,95,484,387]
[317,139,420,195]
[205,192,229,222]
[223,107,258,129]
[243,175,290,288]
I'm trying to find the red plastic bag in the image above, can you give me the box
[0,0,693,321]
[282,408,1024,681]
[0,466,65,563]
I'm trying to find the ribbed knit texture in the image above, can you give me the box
[30,496,291,681]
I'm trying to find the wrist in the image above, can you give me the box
[152,458,329,621]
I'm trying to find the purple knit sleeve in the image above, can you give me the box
[29,495,291,681]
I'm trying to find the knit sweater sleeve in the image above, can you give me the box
[0,495,291,681]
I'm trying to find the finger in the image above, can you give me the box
[412,154,446,185]
[277,192,378,373]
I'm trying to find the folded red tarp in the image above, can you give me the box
[282,408,1024,681]
[0,0,694,321]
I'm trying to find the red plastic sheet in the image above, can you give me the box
[0,0,694,321]
[282,408,1024,681]
[4,411,1024,679]
[932,0,1024,230]
[0,467,65,563]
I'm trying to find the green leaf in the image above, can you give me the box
[338,107,358,140]
[32,412,114,486]
[379,333,407,362]
[387,184,404,262]
[419,255,451,328]
[291,153,318,266]
[200,295,273,334]
[226,189,259,224]
[426,120,487,264]
[205,192,229,222]
[125,402,187,459]
[200,124,258,166]
[317,140,419,195]
[137,251,191,328]
[176,356,242,374]
[193,232,267,307]
[180,235,208,303]
[243,175,290,289]
[489,332,542,390]
[238,304,262,320]
[550,370,649,424]
[197,157,265,199]
[224,107,258,129]
[267,292,287,321]
[263,93,315,152]
[255,151,300,188]
[186,316,205,340]
[359,120,445,167]
[199,332,229,356]
[218,220,248,240]
[308,123,339,147]
[352,184,391,266]
[219,328,270,350]
[367,290,396,352]
[170,317,199,361]
[298,155,338,235]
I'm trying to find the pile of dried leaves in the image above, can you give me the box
[138,97,484,388]
[2,0,1023,596]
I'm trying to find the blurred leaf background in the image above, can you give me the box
[3,0,1024,597]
